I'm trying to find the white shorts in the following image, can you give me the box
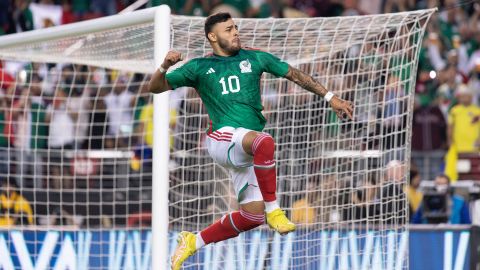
[205,126,264,204]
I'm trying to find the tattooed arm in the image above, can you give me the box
[284,65,354,120]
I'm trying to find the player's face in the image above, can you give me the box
[212,19,241,54]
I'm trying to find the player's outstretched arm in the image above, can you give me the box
[148,51,183,94]
[284,65,354,120]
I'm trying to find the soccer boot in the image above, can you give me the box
[171,231,197,270]
[266,208,296,235]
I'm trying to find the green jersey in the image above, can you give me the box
[166,48,289,132]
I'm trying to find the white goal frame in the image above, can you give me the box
[0,6,172,269]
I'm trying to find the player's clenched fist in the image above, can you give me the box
[161,51,183,70]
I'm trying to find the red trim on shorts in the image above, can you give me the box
[208,130,233,142]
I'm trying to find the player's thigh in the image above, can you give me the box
[205,127,235,167]
[206,127,256,168]
[231,166,263,206]
[229,127,257,167]
[240,201,265,215]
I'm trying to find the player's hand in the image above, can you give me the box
[330,96,354,120]
[161,51,183,70]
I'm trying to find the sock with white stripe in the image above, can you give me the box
[195,233,205,249]
[199,210,264,245]
[252,133,277,203]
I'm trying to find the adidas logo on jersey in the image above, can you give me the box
[206,68,215,74]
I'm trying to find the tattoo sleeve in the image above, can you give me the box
[284,65,328,97]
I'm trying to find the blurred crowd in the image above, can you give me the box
[1,0,480,228]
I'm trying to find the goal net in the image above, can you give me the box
[0,6,435,270]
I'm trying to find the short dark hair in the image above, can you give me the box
[204,12,232,41]
[436,174,451,184]
[1,177,18,189]
[409,169,419,184]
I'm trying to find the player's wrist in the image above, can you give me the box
[324,91,335,102]
[158,65,168,73]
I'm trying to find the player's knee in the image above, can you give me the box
[241,200,265,214]
[252,134,275,156]
[239,209,265,230]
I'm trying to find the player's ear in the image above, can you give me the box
[208,32,217,42]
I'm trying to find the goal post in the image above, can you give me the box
[0,5,172,269]
[152,5,171,270]
[0,6,436,270]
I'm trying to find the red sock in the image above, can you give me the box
[200,210,264,245]
[252,134,277,202]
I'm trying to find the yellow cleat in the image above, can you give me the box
[171,231,197,270]
[266,208,296,235]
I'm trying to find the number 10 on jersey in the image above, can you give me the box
[219,75,240,95]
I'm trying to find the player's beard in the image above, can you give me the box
[218,37,241,55]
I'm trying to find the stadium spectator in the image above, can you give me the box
[132,76,151,139]
[47,89,76,189]
[455,21,472,75]
[47,89,75,150]
[467,42,480,75]
[150,0,180,14]
[250,0,279,18]
[49,206,79,227]
[90,0,118,16]
[381,76,407,161]
[291,177,319,224]
[405,169,423,214]
[86,87,109,149]
[412,174,471,224]
[292,174,340,225]
[383,0,415,13]
[0,62,15,91]
[0,94,10,177]
[136,92,163,151]
[426,32,448,72]
[383,159,404,184]
[104,71,134,144]
[0,178,34,226]
[344,174,379,223]
[12,0,34,33]
[0,1,13,35]
[412,94,447,151]
[61,0,77,25]
[211,0,254,17]
[182,0,211,16]
[467,56,480,104]
[444,84,480,180]
[380,160,408,224]
[292,174,332,224]
[71,0,91,18]
[436,84,456,121]
[13,75,48,189]
[358,0,381,14]
[340,0,365,16]
[65,66,92,149]
[133,85,154,172]
[1,73,15,176]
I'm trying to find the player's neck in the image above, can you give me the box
[212,47,239,57]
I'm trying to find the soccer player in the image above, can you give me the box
[149,12,354,270]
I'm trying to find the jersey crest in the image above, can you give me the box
[239,59,252,73]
